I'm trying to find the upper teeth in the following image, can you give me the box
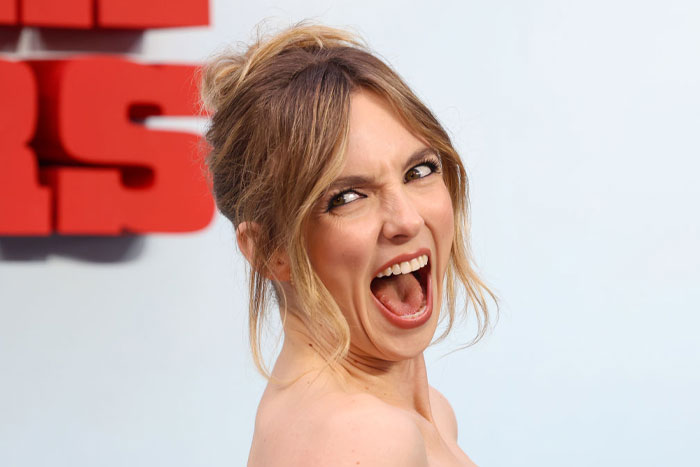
[376,254,429,278]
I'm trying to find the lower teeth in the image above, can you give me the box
[402,304,427,319]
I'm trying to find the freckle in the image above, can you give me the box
[308,343,313,347]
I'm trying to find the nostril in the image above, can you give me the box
[382,212,423,240]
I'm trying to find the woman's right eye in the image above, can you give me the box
[328,190,363,210]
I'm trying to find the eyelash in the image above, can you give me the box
[325,156,442,212]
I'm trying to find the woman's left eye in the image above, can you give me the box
[327,190,364,211]
[405,162,437,182]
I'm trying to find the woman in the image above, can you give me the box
[202,23,494,466]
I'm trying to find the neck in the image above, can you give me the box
[340,348,433,420]
[273,312,434,421]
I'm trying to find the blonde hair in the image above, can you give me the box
[201,23,495,376]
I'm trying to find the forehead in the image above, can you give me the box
[343,90,427,174]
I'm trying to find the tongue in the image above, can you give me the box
[371,273,425,317]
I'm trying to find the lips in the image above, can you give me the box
[369,249,433,329]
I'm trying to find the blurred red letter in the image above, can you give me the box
[98,0,209,28]
[0,60,52,235]
[21,0,92,28]
[31,57,214,235]
[0,0,17,24]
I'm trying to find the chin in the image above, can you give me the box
[365,296,442,362]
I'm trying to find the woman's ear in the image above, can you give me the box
[235,221,258,265]
[236,221,291,282]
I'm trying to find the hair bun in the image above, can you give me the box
[201,23,365,113]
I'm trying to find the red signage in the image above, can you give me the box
[0,0,214,235]
[0,0,209,29]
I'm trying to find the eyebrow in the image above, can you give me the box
[327,147,438,192]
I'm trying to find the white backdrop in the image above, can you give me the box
[1,1,699,466]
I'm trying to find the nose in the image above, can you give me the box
[380,187,424,242]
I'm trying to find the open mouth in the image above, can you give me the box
[370,253,432,328]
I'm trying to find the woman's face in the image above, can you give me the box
[304,90,454,362]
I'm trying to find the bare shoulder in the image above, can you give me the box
[429,385,459,440]
[249,392,429,467]
[311,394,429,466]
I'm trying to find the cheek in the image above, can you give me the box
[425,185,455,277]
[305,219,373,298]
[442,196,455,246]
[421,187,454,332]
[430,185,455,245]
